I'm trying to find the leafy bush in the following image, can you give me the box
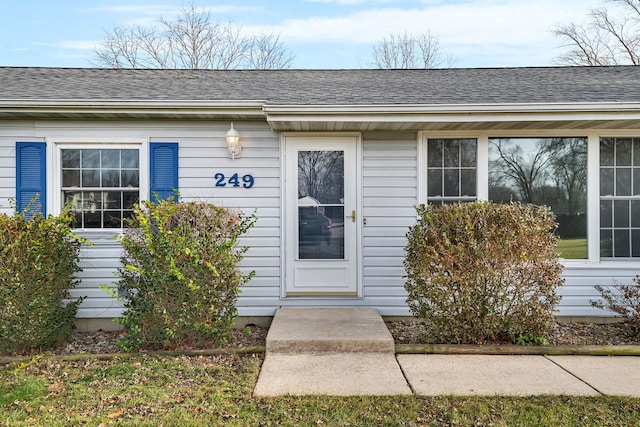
[591,278,640,338]
[0,206,84,355]
[404,202,563,344]
[110,199,255,351]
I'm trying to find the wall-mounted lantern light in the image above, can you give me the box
[225,123,241,159]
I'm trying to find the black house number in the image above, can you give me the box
[214,173,255,188]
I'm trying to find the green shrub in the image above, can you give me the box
[404,202,563,344]
[0,206,84,355]
[110,199,255,351]
[591,277,640,338]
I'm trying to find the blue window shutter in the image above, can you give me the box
[150,142,178,203]
[16,142,46,218]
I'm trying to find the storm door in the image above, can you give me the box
[284,136,359,296]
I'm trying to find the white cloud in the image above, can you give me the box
[264,0,599,43]
[34,40,96,51]
[58,41,97,50]
[89,4,256,16]
[88,3,259,28]
[94,5,174,14]
[304,0,396,4]
[246,0,606,66]
[0,46,30,53]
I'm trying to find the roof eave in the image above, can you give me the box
[264,103,640,132]
[0,99,267,120]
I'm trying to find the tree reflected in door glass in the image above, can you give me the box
[298,150,345,260]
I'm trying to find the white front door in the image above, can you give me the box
[284,135,360,296]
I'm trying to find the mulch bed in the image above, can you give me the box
[386,320,640,346]
[41,320,639,357]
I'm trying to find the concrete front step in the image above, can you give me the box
[265,308,395,354]
[254,307,411,396]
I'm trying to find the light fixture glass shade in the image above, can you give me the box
[226,123,241,159]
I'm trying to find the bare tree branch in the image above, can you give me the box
[247,33,295,69]
[554,0,640,65]
[93,1,294,69]
[370,31,446,69]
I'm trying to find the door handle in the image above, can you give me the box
[347,210,356,223]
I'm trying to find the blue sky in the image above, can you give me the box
[0,0,609,69]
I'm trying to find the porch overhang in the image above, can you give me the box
[264,102,640,132]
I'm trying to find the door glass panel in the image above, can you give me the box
[298,150,345,260]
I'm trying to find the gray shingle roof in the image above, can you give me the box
[0,66,639,105]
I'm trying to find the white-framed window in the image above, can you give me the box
[61,148,140,228]
[425,138,477,204]
[52,140,149,230]
[599,137,640,258]
[420,132,640,262]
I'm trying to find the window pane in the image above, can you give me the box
[101,150,120,168]
[461,169,477,197]
[62,150,80,168]
[490,137,587,259]
[634,168,640,196]
[298,151,344,204]
[443,169,459,197]
[121,149,139,168]
[616,168,632,196]
[600,168,614,196]
[616,138,632,166]
[123,192,138,209]
[104,211,122,228]
[614,229,630,257]
[64,191,82,211]
[102,169,120,187]
[121,170,139,187]
[62,170,80,187]
[460,139,477,167]
[443,140,459,167]
[600,200,612,228]
[82,170,100,187]
[84,191,101,211]
[601,229,613,257]
[123,210,135,224]
[104,191,122,209]
[634,138,640,166]
[428,139,443,167]
[632,200,640,227]
[633,230,640,258]
[81,150,100,168]
[83,211,101,228]
[298,206,343,260]
[600,138,615,166]
[428,169,442,197]
[614,200,630,228]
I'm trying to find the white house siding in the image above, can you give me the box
[176,121,283,316]
[360,132,416,315]
[0,120,637,320]
[559,265,639,317]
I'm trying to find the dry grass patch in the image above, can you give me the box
[2,354,640,426]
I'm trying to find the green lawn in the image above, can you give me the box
[557,238,588,259]
[2,354,639,426]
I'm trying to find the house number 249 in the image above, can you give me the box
[214,173,255,188]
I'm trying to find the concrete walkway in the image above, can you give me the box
[253,308,640,397]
